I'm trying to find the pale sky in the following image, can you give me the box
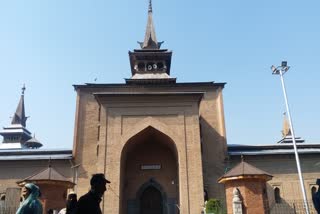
[0,0,319,148]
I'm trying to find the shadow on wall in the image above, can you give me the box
[200,116,227,200]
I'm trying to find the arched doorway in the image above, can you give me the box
[136,179,167,214]
[140,186,162,214]
[120,126,178,214]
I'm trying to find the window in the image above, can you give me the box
[204,189,208,201]
[97,125,100,141]
[274,187,281,203]
[157,62,164,70]
[311,186,317,195]
[138,62,145,71]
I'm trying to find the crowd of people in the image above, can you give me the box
[16,173,110,214]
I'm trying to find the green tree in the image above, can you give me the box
[206,198,223,214]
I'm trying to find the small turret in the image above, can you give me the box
[24,134,43,149]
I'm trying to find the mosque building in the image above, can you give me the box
[0,1,319,214]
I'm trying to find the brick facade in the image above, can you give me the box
[224,179,269,214]
[72,83,227,214]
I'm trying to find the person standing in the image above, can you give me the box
[312,179,320,214]
[74,173,110,214]
[16,183,43,214]
[66,192,77,214]
[58,192,78,214]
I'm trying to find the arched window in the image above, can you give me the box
[311,186,317,195]
[204,189,208,202]
[0,194,5,201]
[274,187,281,203]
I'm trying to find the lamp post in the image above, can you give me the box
[271,61,310,214]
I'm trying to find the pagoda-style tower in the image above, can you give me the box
[127,0,175,84]
[0,85,42,149]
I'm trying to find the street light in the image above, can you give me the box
[271,61,310,214]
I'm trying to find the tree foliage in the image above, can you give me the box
[206,198,223,214]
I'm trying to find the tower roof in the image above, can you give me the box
[11,85,27,127]
[282,112,291,138]
[128,0,173,83]
[278,112,304,144]
[138,0,163,49]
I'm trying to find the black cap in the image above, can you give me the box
[90,173,111,186]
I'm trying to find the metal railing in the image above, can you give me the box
[0,206,18,214]
[270,200,317,214]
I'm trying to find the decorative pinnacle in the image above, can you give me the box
[22,84,26,95]
[148,0,152,13]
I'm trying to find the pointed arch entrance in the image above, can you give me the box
[137,179,166,214]
[120,126,178,214]
[141,186,162,214]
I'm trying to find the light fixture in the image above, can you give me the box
[271,61,290,75]
[271,61,310,214]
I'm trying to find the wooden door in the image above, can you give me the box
[140,186,163,214]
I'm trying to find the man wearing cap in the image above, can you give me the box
[312,179,320,214]
[74,173,110,214]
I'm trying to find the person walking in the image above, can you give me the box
[16,183,43,214]
[74,173,110,214]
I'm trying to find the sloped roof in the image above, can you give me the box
[17,166,74,187]
[218,161,272,183]
[0,149,72,160]
[228,143,319,156]
[25,166,67,181]
[25,136,43,148]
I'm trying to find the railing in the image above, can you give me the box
[270,200,317,214]
[0,206,18,214]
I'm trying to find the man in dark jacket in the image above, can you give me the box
[74,173,110,214]
[312,179,320,214]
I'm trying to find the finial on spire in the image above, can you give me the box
[22,84,26,95]
[148,0,152,13]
